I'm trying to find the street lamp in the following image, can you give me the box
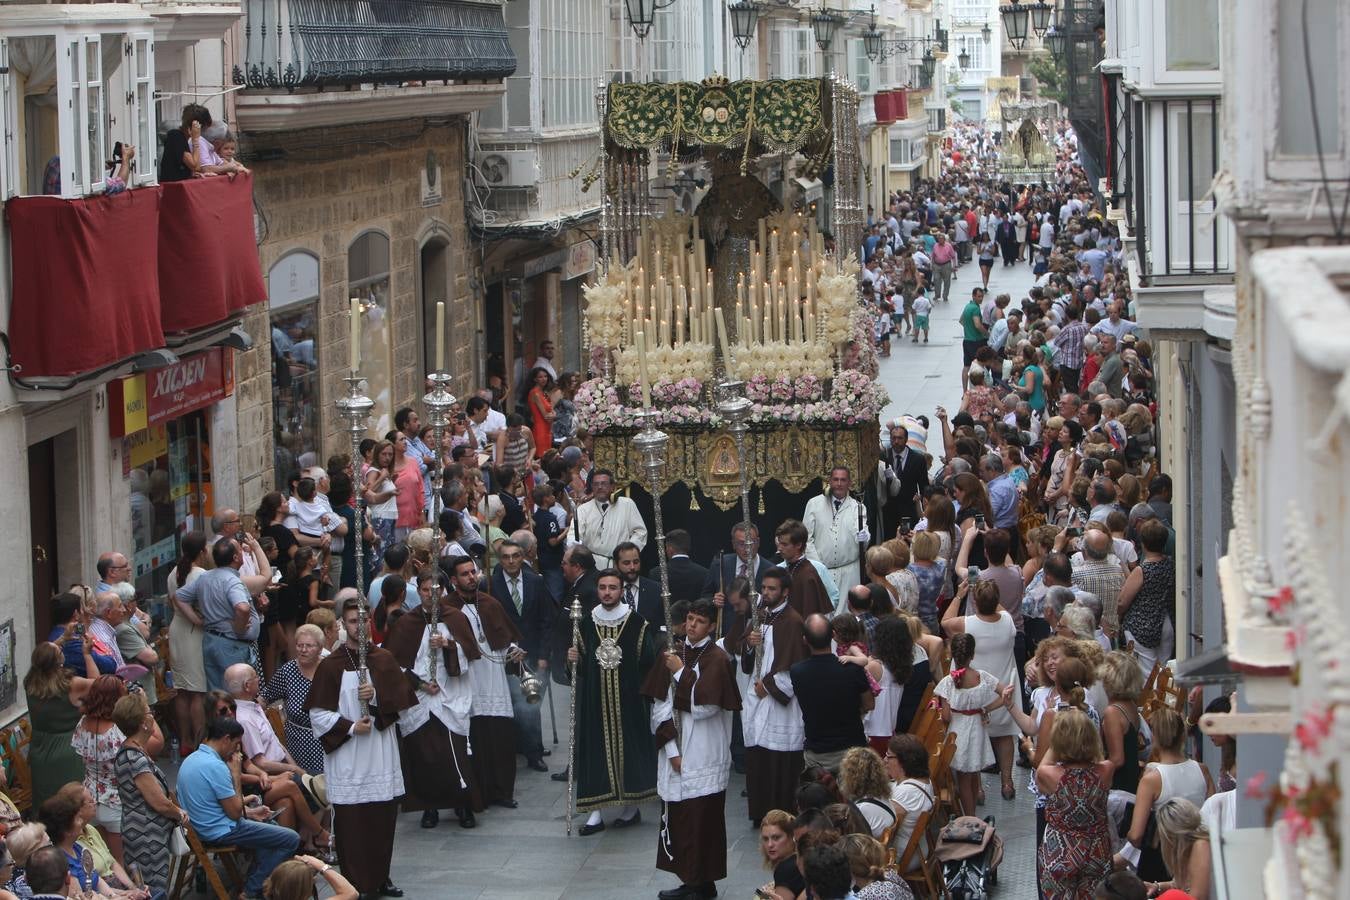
[864,23,883,61]
[626,0,677,39]
[729,0,760,50]
[920,49,937,87]
[810,6,843,52]
[999,0,1030,50]
[1029,0,1053,38]
[1044,25,1066,60]
[958,44,971,68]
[981,22,992,44]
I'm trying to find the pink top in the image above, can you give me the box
[393,459,425,527]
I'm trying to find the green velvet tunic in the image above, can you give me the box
[573,609,659,812]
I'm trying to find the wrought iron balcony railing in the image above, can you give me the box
[232,0,515,89]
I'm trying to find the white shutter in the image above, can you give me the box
[0,38,16,199]
[62,34,105,196]
[128,34,157,185]
[82,35,105,193]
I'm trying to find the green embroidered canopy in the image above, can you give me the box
[605,76,831,156]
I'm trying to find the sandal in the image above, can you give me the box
[1001,780,1016,801]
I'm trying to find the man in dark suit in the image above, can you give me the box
[549,543,599,783]
[489,538,554,772]
[663,529,709,604]
[614,541,664,631]
[700,522,773,642]
[880,418,931,537]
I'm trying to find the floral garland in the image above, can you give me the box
[581,263,628,351]
[729,342,833,382]
[613,343,716,386]
[574,370,889,433]
[816,253,862,346]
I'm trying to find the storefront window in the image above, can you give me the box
[130,410,212,605]
[269,251,320,488]
[350,231,394,435]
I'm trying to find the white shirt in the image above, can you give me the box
[531,356,558,380]
[470,408,508,445]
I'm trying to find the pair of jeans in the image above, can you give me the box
[202,632,254,692]
[508,665,545,758]
[219,818,300,896]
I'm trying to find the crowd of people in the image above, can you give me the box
[7,118,1227,900]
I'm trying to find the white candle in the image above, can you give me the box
[714,307,732,365]
[635,331,652,408]
[434,300,445,372]
[349,297,361,373]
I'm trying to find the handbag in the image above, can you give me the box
[169,824,190,856]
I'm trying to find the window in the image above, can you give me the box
[851,39,871,94]
[269,251,321,491]
[543,0,603,129]
[348,232,395,436]
[956,34,987,73]
[890,137,913,165]
[484,0,532,130]
[650,4,701,83]
[128,34,156,186]
[1163,99,1230,274]
[771,26,814,78]
[951,0,987,23]
[0,39,15,199]
[1276,0,1342,158]
[1164,0,1219,71]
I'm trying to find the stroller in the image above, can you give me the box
[933,815,1003,900]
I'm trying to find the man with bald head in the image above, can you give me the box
[1071,529,1125,643]
[789,613,873,773]
[95,552,130,593]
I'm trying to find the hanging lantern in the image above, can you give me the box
[1000,1,1030,50]
[1029,0,1053,38]
[810,6,842,52]
[1044,26,1066,60]
[958,45,971,68]
[920,49,936,87]
[981,22,992,45]
[729,0,760,50]
[625,0,658,39]
[864,24,883,62]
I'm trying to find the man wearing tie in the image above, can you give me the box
[575,470,647,569]
[614,541,664,630]
[801,467,871,599]
[489,539,553,773]
[701,523,772,641]
[880,417,931,535]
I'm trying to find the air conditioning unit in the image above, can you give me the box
[473,149,540,188]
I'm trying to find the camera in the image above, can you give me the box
[900,517,912,533]
[974,514,986,529]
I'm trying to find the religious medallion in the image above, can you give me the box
[596,636,624,670]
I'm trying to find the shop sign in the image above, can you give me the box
[146,347,234,426]
[124,425,168,472]
[522,247,570,280]
[562,240,597,280]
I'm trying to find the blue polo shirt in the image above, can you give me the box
[177,744,238,841]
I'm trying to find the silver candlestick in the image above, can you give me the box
[335,375,375,717]
[633,409,678,749]
[422,371,458,683]
[716,379,759,664]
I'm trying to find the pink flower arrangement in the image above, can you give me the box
[769,377,794,402]
[793,374,823,401]
[745,375,772,403]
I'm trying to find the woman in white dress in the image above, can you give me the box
[166,531,209,757]
[941,579,1021,801]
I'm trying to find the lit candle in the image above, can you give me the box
[434,300,445,372]
[806,307,816,344]
[714,307,732,366]
[349,297,361,373]
[635,331,652,408]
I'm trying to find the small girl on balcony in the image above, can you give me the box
[104,143,135,196]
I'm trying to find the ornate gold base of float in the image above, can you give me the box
[593,421,879,511]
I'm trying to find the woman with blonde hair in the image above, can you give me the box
[264,855,357,900]
[1037,708,1113,899]
[880,541,920,616]
[1118,706,1214,882]
[757,809,805,900]
[839,747,897,839]
[1148,798,1212,899]
[840,832,913,899]
[865,546,904,615]
[24,640,95,812]
[1100,650,1145,794]
[905,532,946,633]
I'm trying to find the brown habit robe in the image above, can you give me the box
[641,640,742,887]
[446,590,523,806]
[739,601,809,825]
[306,645,417,894]
[784,555,833,619]
[384,602,481,812]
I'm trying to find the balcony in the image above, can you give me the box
[232,0,515,130]
[143,0,243,43]
[472,131,603,234]
[5,176,264,390]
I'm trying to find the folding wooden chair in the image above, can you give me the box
[167,806,250,900]
[0,720,33,815]
[897,809,949,899]
[930,731,962,819]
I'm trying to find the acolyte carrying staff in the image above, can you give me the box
[641,599,741,900]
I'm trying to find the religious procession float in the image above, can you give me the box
[574,74,888,558]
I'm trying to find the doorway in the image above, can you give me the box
[28,437,58,641]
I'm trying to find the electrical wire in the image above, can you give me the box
[1302,0,1349,241]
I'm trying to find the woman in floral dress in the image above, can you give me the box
[69,675,127,864]
[1036,708,1113,899]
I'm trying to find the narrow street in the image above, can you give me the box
[379,257,1044,899]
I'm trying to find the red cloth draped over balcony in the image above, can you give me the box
[5,188,164,378]
[157,174,266,333]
